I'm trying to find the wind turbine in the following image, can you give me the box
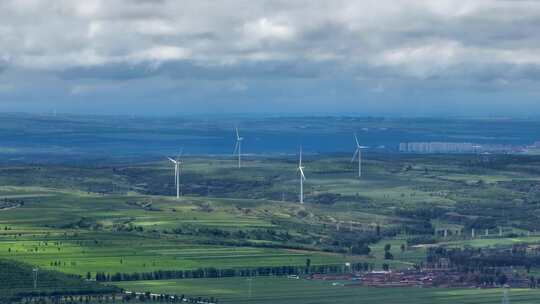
[168,150,183,199]
[233,127,243,168]
[32,268,39,289]
[351,133,367,178]
[297,147,306,204]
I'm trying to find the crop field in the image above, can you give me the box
[0,191,352,276]
[0,151,540,302]
[0,236,350,276]
[117,277,540,304]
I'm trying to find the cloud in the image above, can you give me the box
[1,0,540,115]
[59,59,327,80]
[0,0,539,81]
[243,18,296,41]
[128,46,191,62]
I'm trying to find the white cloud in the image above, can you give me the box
[72,0,102,17]
[243,18,295,41]
[0,0,539,83]
[87,21,103,38]
[376,40,464,78]
[129,46,191,62]
[132,19,176,36]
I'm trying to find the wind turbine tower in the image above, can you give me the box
[233,128,244,168]
[352,133,367,178]
[297,147,306,204]
[168,150,183,199]
[32,268,39,289]
[502,287,510,304]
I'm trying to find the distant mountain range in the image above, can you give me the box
[0,113,539,162]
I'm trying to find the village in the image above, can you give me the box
[308,268,531,289]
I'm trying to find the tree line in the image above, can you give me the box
[15,292,216,303]
[92,262,372,282]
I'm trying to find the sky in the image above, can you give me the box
[0,0,539,116]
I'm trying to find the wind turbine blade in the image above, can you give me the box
[233,141,239,155]
[354,133,360,147]
[351,149,359,162]
[236,127,240,140]
[167,157,176,163]
[299,146,303,166]
[300,169,306,181]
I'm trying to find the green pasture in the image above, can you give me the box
[0,232,353,276]
[117,277,540,304]
[0,153,539,297]
[441,236,540,248]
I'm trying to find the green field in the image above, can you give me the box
[0,235,350,276]
[1,153,540,302]
[0,187,366,277]
[117,277,540,304]
[0,259,115,301]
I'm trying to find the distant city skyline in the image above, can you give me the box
[0,1,539,116]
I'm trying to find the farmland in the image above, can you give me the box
[118,277,540,304]
[3,0,540,299]
[1,141,540,301]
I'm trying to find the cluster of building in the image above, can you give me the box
[356,270,456,287]
[398,142,527,154]
[309,270,465,288]
[309,269,533,288]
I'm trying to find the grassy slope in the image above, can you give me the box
[0,189,358,276]
[0,259,114,300]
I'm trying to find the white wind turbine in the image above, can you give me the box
[167,150,183,199]
[233,127,243,168]
[297,147,306,204]
[351,133,368,178]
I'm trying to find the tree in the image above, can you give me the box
[384,244,393,260]
[496,274,508,286]
[351,244,371,255]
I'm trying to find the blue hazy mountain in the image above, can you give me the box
[0,113,539,161]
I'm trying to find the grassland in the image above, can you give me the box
[0,189,355,276]
[117,277,540,304]
[1,152,540,302]
[0,259,115,301]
